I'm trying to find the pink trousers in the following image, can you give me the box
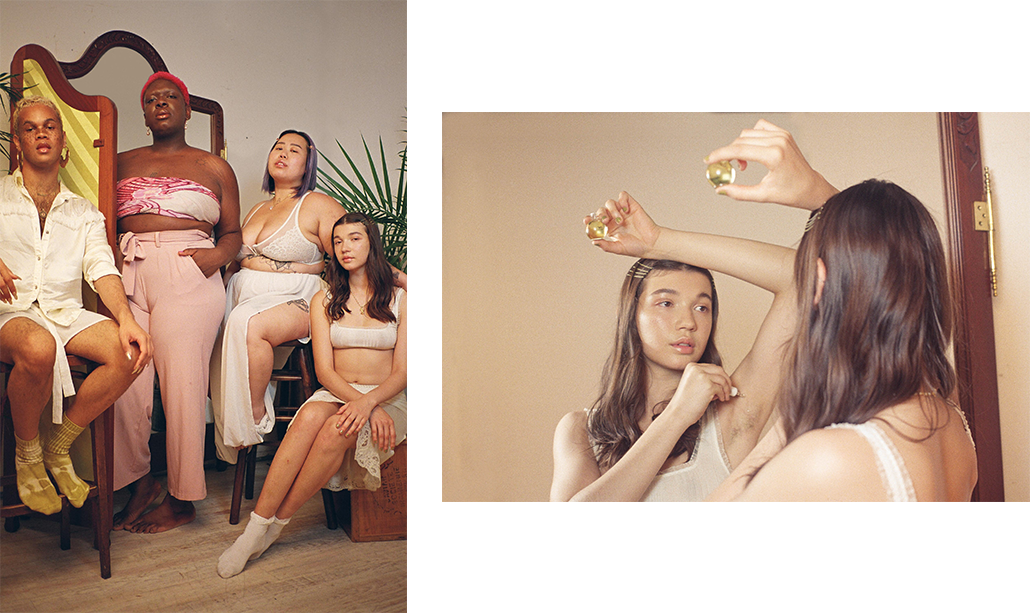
[113,230,225,500]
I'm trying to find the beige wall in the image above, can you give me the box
[442,112,954,501]
[0,0,407,217]
[981,113,1030,502]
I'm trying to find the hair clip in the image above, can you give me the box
[804,206,824,233]
[627,261,653,280]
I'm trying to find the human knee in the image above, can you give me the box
[293,402,328,431]
[316,414,354,448]
[10,329,57,376]
[91,322,135,378]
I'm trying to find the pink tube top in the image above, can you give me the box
[117,176,221,225]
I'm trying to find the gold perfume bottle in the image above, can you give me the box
[706,160,735,188]
[586,213,608,240]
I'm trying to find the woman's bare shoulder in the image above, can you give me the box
[556,409,589,433]
[738,427,885,501]
[304,192,345,216]
[554,410,592,448]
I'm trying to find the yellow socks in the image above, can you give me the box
[14,434,62,515]
[43,419,90,508]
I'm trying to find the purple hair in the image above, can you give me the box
[262,129,318,196]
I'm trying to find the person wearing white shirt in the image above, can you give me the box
[0,96,152,515]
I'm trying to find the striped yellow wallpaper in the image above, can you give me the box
[22,59,102,208]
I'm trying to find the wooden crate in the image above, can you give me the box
[338,442,407,542]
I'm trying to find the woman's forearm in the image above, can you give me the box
[648,229,795,295]
[569,410,695,502]
[240,254,324,274]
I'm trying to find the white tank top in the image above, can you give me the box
[639,409,732,502]
[826,420,917,501]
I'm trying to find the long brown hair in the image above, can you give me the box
[323,212,396,324]
[778,179,955,447]
[587,259,722,471]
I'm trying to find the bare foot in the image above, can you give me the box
[125,494,196,534]
[113,474,162,530]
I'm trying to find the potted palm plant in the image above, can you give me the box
[2,72,24,166]
[317,134,407,273]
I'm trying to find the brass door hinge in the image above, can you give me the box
[973,167,998,296]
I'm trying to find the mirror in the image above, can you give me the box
[71,46,211,155]
[56,30,223,158]
[441,112,952,502]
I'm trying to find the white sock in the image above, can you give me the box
[261,515,290,553]
[217,512,274,578]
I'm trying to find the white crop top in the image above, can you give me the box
[329,288,403,350]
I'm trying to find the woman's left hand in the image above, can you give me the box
[585,191,662,258]
[334,396,377,438]
[705,119,837,210]
[179,247,224,278]
[368,406,396,451]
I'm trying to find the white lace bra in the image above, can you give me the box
[240,192,322,265]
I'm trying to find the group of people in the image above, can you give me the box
[552,120,978,502]
[0,71,406,578]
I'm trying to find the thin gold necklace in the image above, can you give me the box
[352,288,372,315]
[267,193,293,211]
[30,185,59,222]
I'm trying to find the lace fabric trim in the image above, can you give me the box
[827,421,917,502]
[242,192,322,265]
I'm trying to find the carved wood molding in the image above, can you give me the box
[55,30,224,157]
[58,30,167,78]
[937,112,1005,501]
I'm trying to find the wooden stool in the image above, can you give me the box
[229,339,316,524]
[321,441,407,542]
[1,356,114,578]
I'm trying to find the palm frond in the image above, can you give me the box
[317,131,407,272]
[1,72,25,164]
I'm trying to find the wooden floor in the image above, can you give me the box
[0,458,406,613]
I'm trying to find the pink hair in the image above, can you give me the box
[140,71,189,109]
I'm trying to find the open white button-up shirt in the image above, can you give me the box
[1,169,120,421]
[1,169,120,324]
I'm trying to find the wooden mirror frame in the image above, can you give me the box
[938,112,1004,501]
[57,30,225,158]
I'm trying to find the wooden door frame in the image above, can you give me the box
[937,112,1005,501]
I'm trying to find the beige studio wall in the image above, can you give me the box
[442,112,956,502]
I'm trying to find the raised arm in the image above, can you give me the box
[591,193,796,466]
[585,121,837,469]
[705,119,838,210]
[593,191,794,294]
